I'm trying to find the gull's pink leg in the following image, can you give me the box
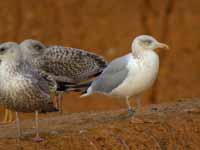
[15,112,22,138]
[32,110,44,142]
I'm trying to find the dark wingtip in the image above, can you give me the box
[56,81,92,92]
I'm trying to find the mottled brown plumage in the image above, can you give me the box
[0,65,56,112]
[20,39,108,113]
[0,42,57,140]
[41,46,107,82]
[0,47,56,112]
[20,39,107,83]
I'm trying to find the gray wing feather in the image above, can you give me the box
[91,55,130,93]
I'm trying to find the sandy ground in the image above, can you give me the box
[0,98,199,149]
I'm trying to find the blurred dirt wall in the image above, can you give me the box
[0,0,199,112]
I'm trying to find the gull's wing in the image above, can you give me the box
[37,46,107,83]
[21,62,52,98]
[21,63,57,112]
[90,54,132,93]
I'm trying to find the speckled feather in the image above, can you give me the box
[32,46,107,83]
[0,58,56,113]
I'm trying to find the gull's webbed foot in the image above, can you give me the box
[127,108,135,116]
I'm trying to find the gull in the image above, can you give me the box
[19,39,107,112]
[0,42,58,141]
[82,35,169,116]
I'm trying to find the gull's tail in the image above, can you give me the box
[80,86,93,98]
[56,80,92,93]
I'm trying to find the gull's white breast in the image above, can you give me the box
[111,51,159,98]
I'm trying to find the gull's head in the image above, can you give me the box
[132,35,169,52]
[0,42,21,61]
[20,39,46,59]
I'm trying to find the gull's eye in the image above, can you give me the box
[140,38,153,45]
[33,44,43,51]
[143,39,153,45]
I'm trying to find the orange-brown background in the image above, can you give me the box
[0,0,199,114]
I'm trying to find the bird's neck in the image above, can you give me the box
[0,55,23,73]
[131,44,145,58]
[22,51,40,63]
[0,61,21,79]
[23,54,32,61]
[131,44,157,61]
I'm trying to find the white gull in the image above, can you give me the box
[82,35,169,115]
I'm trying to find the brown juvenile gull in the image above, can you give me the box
[0,42,58,141]
[82,35,169,118]
[20,39,107,112]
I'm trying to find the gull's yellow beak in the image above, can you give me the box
[157,42,169,50]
